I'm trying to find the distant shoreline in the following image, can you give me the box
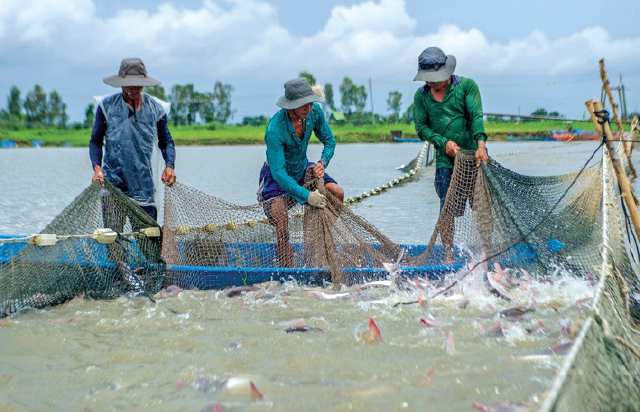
[0,120,597,148]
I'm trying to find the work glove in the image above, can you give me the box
[307,190,327,209]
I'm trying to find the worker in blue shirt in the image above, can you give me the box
[258,77,344,267]
[89,57,176,221]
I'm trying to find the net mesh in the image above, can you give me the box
[540,145,640,411]
[417,150,606,279]
[0,181,165,317]
[161,170,404,290]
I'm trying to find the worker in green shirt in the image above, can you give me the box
[413,47,489,265]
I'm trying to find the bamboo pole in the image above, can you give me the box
[631,114,639,153]
[599,59,636,177]
[585,100,640,237]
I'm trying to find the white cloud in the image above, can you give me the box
[0,0,639,120]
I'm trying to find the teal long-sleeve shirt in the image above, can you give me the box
[264,103,336,204]
[413,75,487,169]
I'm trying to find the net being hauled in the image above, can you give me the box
[161,168,404,290]
[0,181,165,317]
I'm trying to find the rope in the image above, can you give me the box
[344,142,431,205]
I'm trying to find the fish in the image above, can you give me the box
[546,341,573,355]
[357,280,392,289]
[277,318,305,327]
[445,331,455,355]
[284,326,323,333]
[418,368,435,386]
[224,286,256,298]
[117,261,144,292]
[492,263,519,289]
[189,376,228,393]
[154,285,183,299]
[499,307,535,318]
[420,318,449,328]
[306,290,350,300]
[484,272,512,301]
[362,318,382,343]
[520,268,533,283]
[250,381,264,400]
[475,320,505,337]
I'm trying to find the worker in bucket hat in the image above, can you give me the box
[89,57,176,220]
[258,77,344,267]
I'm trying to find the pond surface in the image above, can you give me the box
[0,141,617,411]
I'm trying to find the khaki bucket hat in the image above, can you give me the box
[103,58,161,88]
[413,47,456,83]
[276,78,324,109]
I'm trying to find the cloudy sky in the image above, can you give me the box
[1,0,639,123]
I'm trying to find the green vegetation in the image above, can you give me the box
[1,79,603,148]
[0,120,598,147]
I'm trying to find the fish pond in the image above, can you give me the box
[0,142,619,411]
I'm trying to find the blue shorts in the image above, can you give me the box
[434,167,475,216]
[258,161,337,202]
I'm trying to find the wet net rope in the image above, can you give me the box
[344,141,433,205]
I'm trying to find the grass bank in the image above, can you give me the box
[1,120,597,147]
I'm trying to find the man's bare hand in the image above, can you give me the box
[162,167,177,186]
[475,140,488,167]
[92,166,104,186]
[445,141,460,157]
[312,162,325,178]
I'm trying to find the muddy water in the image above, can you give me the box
[0,141,619,411]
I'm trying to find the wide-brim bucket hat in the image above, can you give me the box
[103,58,161,87]
[276,77,324,109]
[413,47,456,83]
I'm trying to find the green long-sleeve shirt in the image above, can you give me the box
[264,103,336,204]
[413,75,487,169]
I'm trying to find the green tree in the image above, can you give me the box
[7,85,23,121]
[299,71,316,86]
[401,102,415,124]
[194,90,215,124]
[339,77,367,115]
[47,90,68,128]
[531,108,548,117]
[169,84,196,126]
[211,81,235,124]
[549,111,562,118]
[145,85,168,101]
[24,84,48,126]
[324,83,335,111]
[386,91,402,122]
[84,103,95,128]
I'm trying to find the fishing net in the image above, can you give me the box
[161,172,404,290]
[0,181,165,317]
[539,145,640,411]
[417,149,605,278]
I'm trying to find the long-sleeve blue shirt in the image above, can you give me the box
[264,103,336,204]
[89,105,176,170]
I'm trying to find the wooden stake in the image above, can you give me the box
[599,59,636,177]
[585,100,640,238]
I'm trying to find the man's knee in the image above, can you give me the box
[326,183,344,202]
